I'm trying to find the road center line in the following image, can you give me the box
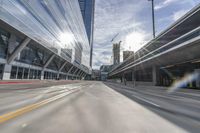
[0,89,80,124]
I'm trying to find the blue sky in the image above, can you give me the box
[92,0,200,69]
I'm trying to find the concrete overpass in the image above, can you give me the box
[108,4,200,88]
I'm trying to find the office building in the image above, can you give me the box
[100,65,111,81]
[113,42,121,65]
[91,69,101,80]
[0,0,92,80]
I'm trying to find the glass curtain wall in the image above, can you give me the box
[0,0,91,70]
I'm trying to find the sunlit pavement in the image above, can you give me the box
[0,81,194,133]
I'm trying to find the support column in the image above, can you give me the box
[83,73,87,79]
[132,69,136,87]
[74,69,81,80]
[41,70,45,80]
[195,69,200,88]
[7,37,31,64]
[80,71,84,77]
[43,54,55,68]
[80,72,85,79]
[40,54,55,80]
[77,70,82,78]
[57,61,68,79]
[2,64,12,80]
[122,73,127,85]
[67,66,74,75]
[72,68,79,79]
[78,70,82,79]
[79,71,84,80]
[152,66,157,86]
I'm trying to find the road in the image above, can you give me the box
[0,81,198,133]
[105,82,200,133]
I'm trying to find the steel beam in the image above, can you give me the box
[57,62,69,79]
[59,61,68,72]
[73,68,79,76]
[83,73,87,78]
[80,72,85,77]
[77,70,82,76]
[7,37,31,64]
[43,54,55,68]
[67,66,74,74]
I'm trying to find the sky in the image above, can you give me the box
[92,0,200,69]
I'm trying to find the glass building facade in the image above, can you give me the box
[78,0,95,66]
[0,0,92,80]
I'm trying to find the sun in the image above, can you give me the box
[125,31,145,52]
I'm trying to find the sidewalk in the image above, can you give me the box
[0,80,80,85]
[0,80,81,92]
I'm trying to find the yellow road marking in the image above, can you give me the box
[0,89,79,124]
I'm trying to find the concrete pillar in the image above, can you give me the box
[195,69,200,88]
[132,69,136,87]
[2,64,12,80]
[40,70,44,80]
[152,66,157,86]
[122,73,126,85]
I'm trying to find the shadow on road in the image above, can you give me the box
[103,81,200,133]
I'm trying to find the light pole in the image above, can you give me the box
[148,0,156,38]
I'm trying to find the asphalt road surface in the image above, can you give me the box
[0,81,198,133]
[105,82,200,133]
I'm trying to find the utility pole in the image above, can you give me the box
[148,0,156,38]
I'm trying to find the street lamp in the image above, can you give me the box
[148,0,156,38]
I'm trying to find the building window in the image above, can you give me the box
[0,64,4,80]
[37,70,41,79]
[0,28,10,58]
[23,68,29,79]
[10,66,17,79]
[44,71,47,79]
[17,67,23,79]
[29,69,34,79]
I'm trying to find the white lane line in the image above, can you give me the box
[118,88,161,107]
[132,94,160,107]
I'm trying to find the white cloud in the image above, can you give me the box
[92,0,198,69]
[155,0,179,10]
[172,9,188,21]
[93,0,148,68]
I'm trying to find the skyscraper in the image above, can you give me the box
[113,42,121,65]
[78,0,95,67]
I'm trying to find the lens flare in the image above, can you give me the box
[168,72,199,93]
